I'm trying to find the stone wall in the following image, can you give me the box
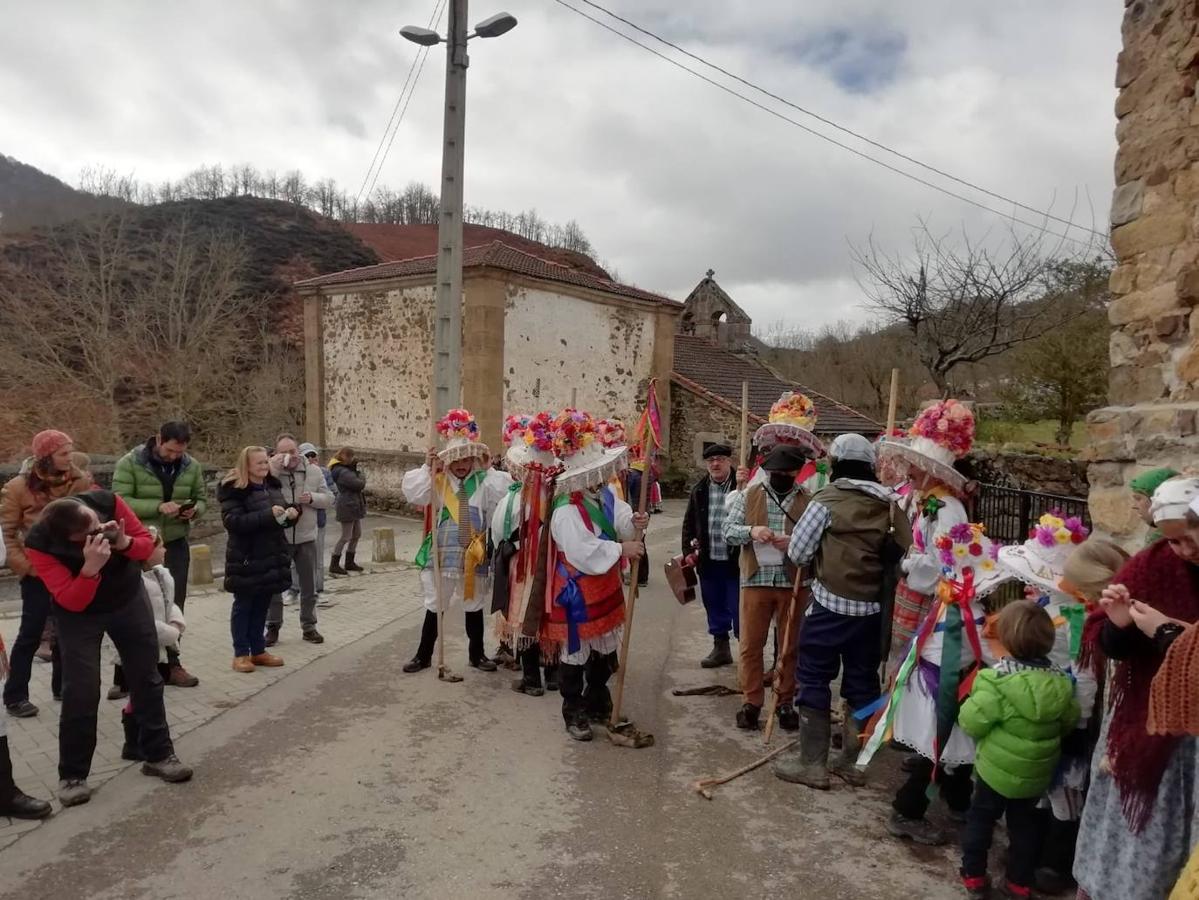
[1088,0,1199,544]
[964,450,1089,498]
[667,381,748,493]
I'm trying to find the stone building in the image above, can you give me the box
[1087,0,1199,543]
[668,272,881,478]
[296,240,679,498]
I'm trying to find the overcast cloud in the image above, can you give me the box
[0,0,1119,331]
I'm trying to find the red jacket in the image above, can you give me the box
[25,495,155,612]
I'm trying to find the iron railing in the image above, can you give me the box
[973,482,1091,546]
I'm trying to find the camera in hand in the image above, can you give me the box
[88,522,121,542]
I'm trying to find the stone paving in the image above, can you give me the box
[0,516,428,850]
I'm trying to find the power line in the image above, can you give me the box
[552,0,1104,246]
[355,0,447,209]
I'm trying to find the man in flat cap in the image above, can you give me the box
[681,442,741,668]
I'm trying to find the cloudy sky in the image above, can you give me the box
[1,0,1119,331]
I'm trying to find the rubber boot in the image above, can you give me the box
[344,552,364,573]
[329,553,347,576]
[773,707,831,789]
[465,611,497,671]
[700,636,733,669]
[0,737,50,819]
[403,611,438,673]
[121,710,144,761]
[829,707,867,786]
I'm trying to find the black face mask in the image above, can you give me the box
[768,473,795,494]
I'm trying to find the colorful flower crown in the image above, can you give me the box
[596,418,626,449]
[522,411,555,453]
[436,408,479,441]
[502,414,533,447]
[768,391,816,429]
[1030,511,1089,548]
[910,399,974,459]
[934,522,1000,572]
[550,408,597,458]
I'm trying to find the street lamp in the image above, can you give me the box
[401,3,517,424]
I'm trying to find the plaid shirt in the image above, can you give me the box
[787,480,896,617]
[724,485,801,588]
[707,478,732,562]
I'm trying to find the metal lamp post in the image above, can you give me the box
[402,3,517,423]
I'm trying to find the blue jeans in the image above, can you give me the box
[231,593,273,657]
[698,560,740,639]
[795,601,881,712]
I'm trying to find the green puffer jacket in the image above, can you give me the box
[958,662,1080,799]
[112,440,208,543]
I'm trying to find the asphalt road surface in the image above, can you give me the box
[0,507,963,899]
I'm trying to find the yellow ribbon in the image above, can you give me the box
[462,532,487,601]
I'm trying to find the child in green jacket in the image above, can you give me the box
[957,601,1081,899]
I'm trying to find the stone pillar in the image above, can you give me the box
[1087,0,1199,543]
[462,273,507,454]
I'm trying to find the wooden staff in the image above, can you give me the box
[428,413,462,683]
[762,570,809,745]
[738,380,749,471]
[886,368,900,435]
[692,738,799,800]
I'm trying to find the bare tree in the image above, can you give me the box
[852,222,1097,395]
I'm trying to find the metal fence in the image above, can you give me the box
[973,482,1091,546]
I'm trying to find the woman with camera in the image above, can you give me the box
[23,490,193,807]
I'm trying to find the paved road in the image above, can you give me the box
[0,503,963,899]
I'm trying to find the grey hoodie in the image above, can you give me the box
[269,455,333,546]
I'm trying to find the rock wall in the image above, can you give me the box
[666,381,747,494]
[1088,0,1199,544]
[964,450,1089,498]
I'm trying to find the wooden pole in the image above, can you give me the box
[738,380,750,472]
[428,402,461,683]
[762,572,809,745]
[692,738,799,800]
[885,368,900,435]
[610,382,656,727]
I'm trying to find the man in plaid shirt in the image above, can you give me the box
[723,444,811,732]
[773,434,912,791]
[681,443,740,668]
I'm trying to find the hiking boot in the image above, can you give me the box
[142,754,193,783]
[470,656,498,673]
[0,788,51,820]
[344,552,364,573]
[829,708,867,786]
[494,644,518,669]
[264,625,280,647]
[250,653,284,668]
[121,710,144,761]
[167,665,199,688]
[773,707,830,789]
[960,875,990,900]
[302,629,325,644]
[512,677,545,697]
[735,703,761,730]
[5,701,37,719]
[776,703,800,732]
[58,779,91,807]
[887,811,946,846]
[329,554,347,576]
[566,720,594,742]
[402,657,431,674]
[232,656,256,674]
[700,637,733,669]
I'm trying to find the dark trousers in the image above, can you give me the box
[1036,808,1079,879]
[893,755,974,819]
[698,560,740,639]
[56,597,174,780]
[4,576,62,706]
[268,542,318,631]
[960,778,1040,889]
[231,593,273,657]
[560,651,618,726]
[796,602,881,712]
[412,609,486,662]
[162,538,190,667]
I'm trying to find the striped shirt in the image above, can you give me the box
[724,485,801,588]
[707,478,732,562]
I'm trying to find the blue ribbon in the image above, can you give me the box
[554,562,588,655]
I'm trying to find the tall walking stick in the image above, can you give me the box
[886,367,899,436]
[762,570,809,745]
[738,380,749,473]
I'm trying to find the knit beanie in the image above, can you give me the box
[1131,467,1180,498]
[31,430,72,460]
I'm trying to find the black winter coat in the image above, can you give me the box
[681,475,740,569]
[218,476,292,596]
[331,461,367,523]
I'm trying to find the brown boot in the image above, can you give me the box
[167,664,199,687]
[232,656,256,674]
[250,653,285,668]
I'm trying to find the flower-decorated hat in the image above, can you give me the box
[436,408,490,465]
[596,418,626,449]
[878,399,974,494]
[551,408,628,496]
[501,412,558,481]
[753,391,825,459]
[933,522,1007,597]
[997,511,1090,595]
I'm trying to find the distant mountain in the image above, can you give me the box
[0,155,127,233]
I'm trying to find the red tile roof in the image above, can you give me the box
[295,240,677,307]
[672,334,881,435]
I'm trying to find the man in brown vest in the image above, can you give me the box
[723,444,811,732]
[773,434,913,790]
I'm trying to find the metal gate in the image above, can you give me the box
[973,483,1091,546]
